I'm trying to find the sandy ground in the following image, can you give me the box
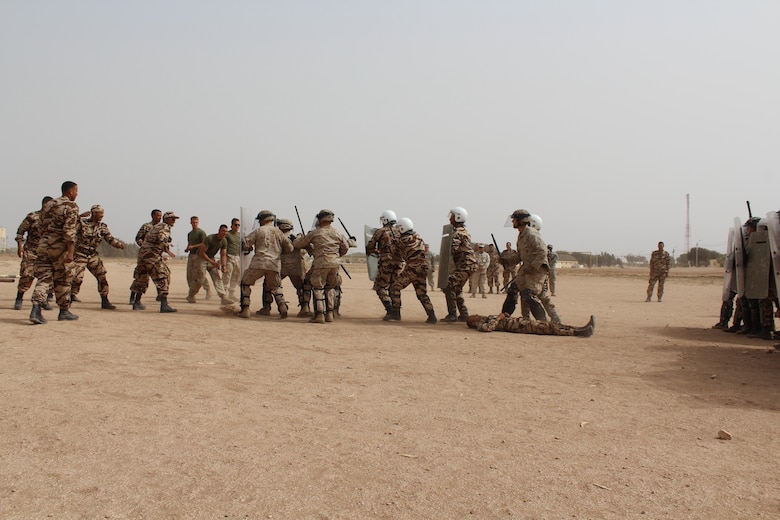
[0,257,778,519]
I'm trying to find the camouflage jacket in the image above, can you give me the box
[649,250,671,277]
[15,210,44,252]
[293,226,349,269]
[140,222,173,255]
[451,225,477,268]
[243,225,294,272]
[76,218,122,256]
[517,226,548,274]
[394,232,427,269]
[38,196,80,252]
[135,221,155,246]
[366,224,400,263]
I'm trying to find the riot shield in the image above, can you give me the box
[766,211,780,298]
[722,227,735,302]
[437,224,454,289]
[744,228,770,299]
[364,225,379,281]
[733,217,746,297]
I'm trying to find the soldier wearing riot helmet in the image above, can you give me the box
[441,207,477,323]
[499,209,549,322]
[366,209,403,319]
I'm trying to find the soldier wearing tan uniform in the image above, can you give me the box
[293,209,350,324]
[14,196,53,310]
[500,242,519,291]
[486,244,500,294]
[70,205,125,309]
[646,241,671,302]
[29,181,80,324]
[129,212,179,313]
[258,218,309,317]
[237,210,294,319]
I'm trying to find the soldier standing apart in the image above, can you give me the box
[130,209,162,305]
[293,209,349,324]
[646,241,671,302]
[199,224,234,305]
[442,207,477,323]
[130,212,179,313]
[185,216,209,303]
[500,241,519,292]
[70,205,125,309]
[237,210,293,319]
[387,218,437,324]
[29,181,80,324]
[486,244,500,294]
[503,209,549,322]
[470,244,490,298]
[366,210,402,319]
[547,244,558,296]
[13,196,53,310]
[424,243,436,291]
[223,218,242,302]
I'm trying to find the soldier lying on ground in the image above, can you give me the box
[466,313,595,337]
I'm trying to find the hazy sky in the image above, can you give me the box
[2,1,778,258]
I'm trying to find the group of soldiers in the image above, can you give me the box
[365,207,594,337]
[12,183,594,336]
[712,211,780,346]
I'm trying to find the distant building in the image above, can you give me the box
[556,254,578,269]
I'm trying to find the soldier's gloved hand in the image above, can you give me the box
[347,238,357,248]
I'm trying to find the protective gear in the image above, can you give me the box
[397,217,414,234]
[425,310,437,324]
[505,209,531,228]
[256,210,275,223]
[133,295,146,310]
[574,316,596,338]
[448,207,468,224]
[521,288,547,322]
[528,214,543,231]
[317,209,335,223]
[380,210,397,226]
[277,218,294,231]
[14,292,23,310]
[101,295,116,310]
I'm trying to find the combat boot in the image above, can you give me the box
[29,304,46,324]
[748,326,773,340]
[70,294,81,303]
[325,311,334,322]
[574,316,596,338]
[488,288,493,294]
[386,307,401,321]
[237,306,251,318]
[129,292,137,305]
[278,302,288,319]
[42,300,52,311]
[220,295,234,305]
[645,295,652,302]
[133,295,146,311]
[160,296,177,313]
[457,311,469,322]
[14,292,23,310]
[310,312,325,324]
[101,295,116,310]
[381,300,393,320]
[425,310,437,324]
[58,308,79,321]
[442,313,458,323]
[297,302,312,317]
[255,306,272,316]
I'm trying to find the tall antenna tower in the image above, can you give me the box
[685,194,690,257]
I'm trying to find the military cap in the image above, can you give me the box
[90,204,104,213]
[163,211,180,220]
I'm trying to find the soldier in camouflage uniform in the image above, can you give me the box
[442,207,477,323]
[29,181,80,324]
[500,242,519,291]
[486,244,500,294]
[547,244,558,296]
[500,209,549,322]
[646,241,671,302]
[366,210,403,319]
[467,313,595,337]
[258,218,309,317]
[13,196,53,310]
[293,209,350,324]
[129,211,179,313]
[386,218,437,324]
[129,209,162,305]
[70,205,125,309]
[470,244,490,298]
[236,210,294,319]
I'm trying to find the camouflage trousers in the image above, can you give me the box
[373,261,402,304]
[263,274,304,309]
[445,265,475,316]
[477,315,576,336]
[427,268,435,290]
[130,252,170,297]
[240,268,284,310]
[17,249,37,293]
[31,247,75,308]
[391,265,434,314]
[487,266,500,290]
[223,254,241,297]
[548,269,557,295]
[186,254,208,297]
[302,269,343,315]
[469,270,487,295]
[647,274,667,299]
[71,253,110,296]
